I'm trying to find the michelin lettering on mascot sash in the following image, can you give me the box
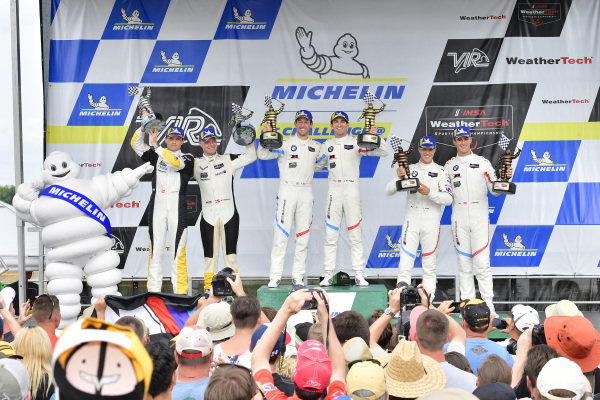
[39,185,112,235]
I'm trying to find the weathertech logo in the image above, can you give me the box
[448,48,490,73]
[459,14,507,21]
[541,98,589,104]
[506,56,592,65]
[518,3,561,26]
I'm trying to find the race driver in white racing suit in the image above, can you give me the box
[319,111,389,287]
[385,136,452,300]
[444,126,512,315]
[258,110,324,288]
[194,127,257,291]
[131,118,194,294]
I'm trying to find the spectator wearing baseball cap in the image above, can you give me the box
[172,326,213,400]
[346,359,387,400]
[0,358,30,400]
[534,357,588,400]
[451,299,513,375]
[473,382,516,400]
[251,324,294,396]
[0,341,22,359]
[252,288,346,400]
[196,301,236,343]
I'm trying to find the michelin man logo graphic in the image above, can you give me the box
[447,48,490,73]
[87,94,110,110]
[385,234,401,250]
[295,27,370,78]
[121,8,142,23]
[531,150,554,165]
[502,233,526,249]
[160,50,182,66]
[12,151,153,328]
[233,7,254,22]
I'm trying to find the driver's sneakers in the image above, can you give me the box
[320,271,335,287]
[355,271,369,286]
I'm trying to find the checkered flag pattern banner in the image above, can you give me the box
[127,86,139,96]
[389,136,403,152]
[232,103,243,114]
[363,90,375,105]
[264,95,273,108]
[499,133,510,150]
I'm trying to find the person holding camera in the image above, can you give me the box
[194,127,257,292]
[252,288,346,400]
[444,298,513,375]
[386,136,452,299]
[211,295,261,369]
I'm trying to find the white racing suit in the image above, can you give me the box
[444,153,499,314]
[131,128,194,294]
[258,136,324,281]
[321,135,389,273]
[194,144,257,290]
[385,161,452,298]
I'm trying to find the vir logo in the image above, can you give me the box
[87,94,110,110]
[120,8,142,24]
[447,48,490,73]
[111,234,125,255]
[233,6,254,23]
[295,27,370,78]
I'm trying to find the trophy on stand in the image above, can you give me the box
[137,87,163,131]
[230,103,256,146]
[493,147,521,194]
[259,95,284,149]
[389,136,419,191]
[357,91,385,149]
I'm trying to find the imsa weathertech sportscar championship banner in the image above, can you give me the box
[44,0,600,280]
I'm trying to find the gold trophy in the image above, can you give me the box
[493,147,521,194]
[357,91,385,149]
[260,95,284,149]
[389,136,419,191]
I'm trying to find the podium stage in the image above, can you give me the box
[257,284,388,318]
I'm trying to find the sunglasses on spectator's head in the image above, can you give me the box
[347,358,382,370]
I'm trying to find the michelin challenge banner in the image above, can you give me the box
[44,0,600,280]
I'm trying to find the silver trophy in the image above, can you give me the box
[230,103,256,146]
[138,87,163,131]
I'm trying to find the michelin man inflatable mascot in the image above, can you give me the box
[12,151,153,328]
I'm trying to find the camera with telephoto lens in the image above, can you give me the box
[506,338,518,355]
[302,289,326,310]
[211,267,235,297]
[531,324,546,345]
[400,286,420,306]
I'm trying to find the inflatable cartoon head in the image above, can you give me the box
[172,52,180,61]
[334,33,359,58]
[52,318,152,400]
[42,151,81,184]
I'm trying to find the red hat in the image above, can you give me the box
[544,316,600,373]
[293,339,332,393]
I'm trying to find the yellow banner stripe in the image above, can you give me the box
[520,122,600,141]
[276,78,408,82]
[47,126,129,144]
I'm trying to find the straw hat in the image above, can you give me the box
[377,339,446,398]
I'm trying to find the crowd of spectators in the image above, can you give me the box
[1,274,600,400]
